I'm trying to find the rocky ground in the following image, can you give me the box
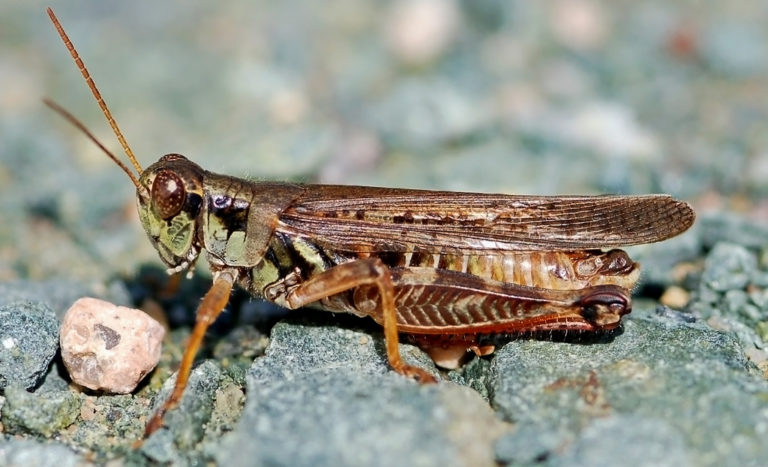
[2,1,768,466]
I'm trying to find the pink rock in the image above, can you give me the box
[60,297,165,394]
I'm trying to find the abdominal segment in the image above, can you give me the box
[387,249,640,291]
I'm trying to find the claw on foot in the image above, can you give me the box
[400,364,437,384]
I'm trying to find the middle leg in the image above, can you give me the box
[281,258,437,383]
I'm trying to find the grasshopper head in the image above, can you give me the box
[137,154,205,273]
[42,12,207,275]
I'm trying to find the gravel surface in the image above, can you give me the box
[2,1,768,466]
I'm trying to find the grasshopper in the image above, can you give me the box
[45,8,695,437]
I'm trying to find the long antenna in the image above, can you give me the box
[43,98,142,189]
[46,7,144,176]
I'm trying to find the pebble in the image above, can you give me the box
[550,0,607,51]
[59,297,165,394]
[660,285,690,309]
[385,0,460,65]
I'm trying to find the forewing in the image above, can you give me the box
[277,186,695,253]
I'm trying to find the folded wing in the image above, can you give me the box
[277,186,695,254]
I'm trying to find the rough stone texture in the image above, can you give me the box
[2,244,768,465]
[4,1,768,465]
[0,280,132,321]
[687,242,768,357]
[141,360,227,463]
[0,301,59,390]
[216,318,511,467]
[701,242,757,292]
[490,309,768,466]
[0,439,84,467]
[60,297,165,393]
[2,385,82,437]
[699,214,768,251]
[554,415,692,467]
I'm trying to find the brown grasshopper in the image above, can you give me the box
[45,8,695,437]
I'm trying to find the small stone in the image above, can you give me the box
[757,361,768,379]
[385,0,460,65]
[753,272,768,289]
[755,322,768,342]
[744,348,768,365]
[60,297,165,394]
[724,289,751,314]
[655,305,697,324]
[749,287,768,311]
[660,286,690,309]
[550,0,607,51]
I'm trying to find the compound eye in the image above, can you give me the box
[151,170,186,220]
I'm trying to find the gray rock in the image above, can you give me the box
[749,287,768,312]
[556,415,692,467]
[701,242,756,292]
[752,269,768,289]
[705,314,766,352]
[494,425,568,465]
[634,227,702,289]
[0,439,84,467]
[65,393,148,452]
[723,289,750,315]
[489,309,768,466]
[699,215,768,252]
[142,359,225,458]
[0,301,59,390]
[0,280,131,321]
[368,77,489,148]
[702,21,768,77]
[217,317,511,467]
[687,240,768,350]
[2,386,82,437]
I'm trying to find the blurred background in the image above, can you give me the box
[1,0,766,281]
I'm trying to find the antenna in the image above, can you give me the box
[46,7,144,176]
[44,98,142,188]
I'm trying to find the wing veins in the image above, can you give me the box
[277,187,694,253]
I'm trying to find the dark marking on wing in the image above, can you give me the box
[372,250,407,268]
